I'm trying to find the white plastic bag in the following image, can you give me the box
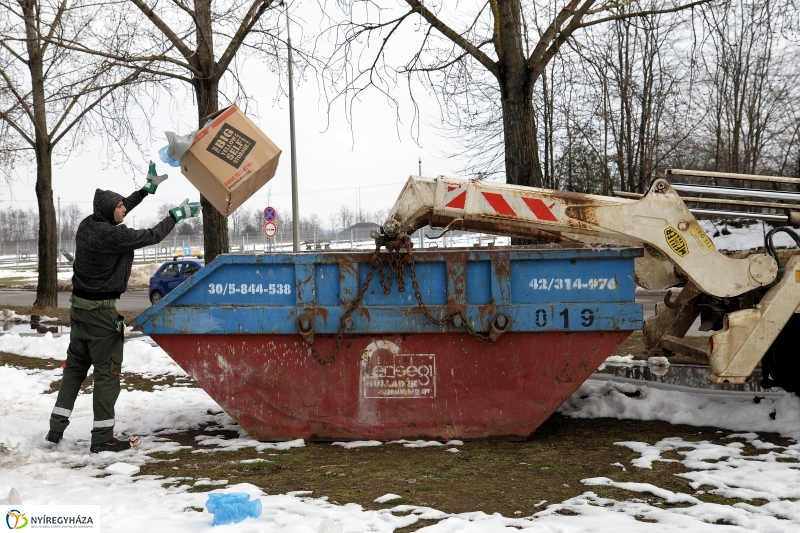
[159,130,198,167]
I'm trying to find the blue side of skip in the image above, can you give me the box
[132,246,643,335]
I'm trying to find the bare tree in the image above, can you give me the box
[0,0,151,308]
[324,0,711,189]
[251,208,265,235]
[229,207,248,236]
[0,207,38,241]
[63,0,287,264]
[300,213,322,234]
[698,0,798,176]
[59,204,84,240]
[337,204,354,230]
[576,2,700,193]
[157,202,182,237]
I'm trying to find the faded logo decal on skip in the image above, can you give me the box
[361,340,436,399]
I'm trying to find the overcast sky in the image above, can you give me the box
[3,3,477,231]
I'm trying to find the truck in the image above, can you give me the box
[379,169,800,393]
[134,168,797,441]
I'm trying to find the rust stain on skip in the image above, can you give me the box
[295,269,314,302]
[315,306,330,325]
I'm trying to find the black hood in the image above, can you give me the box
[92,189,125,224]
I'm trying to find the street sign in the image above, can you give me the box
[263,206,277,222]
[264,221,277,238]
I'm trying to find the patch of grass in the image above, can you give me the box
[119,373,197,393]
[0,277,32,288]
[0,305,140,324]
[0,350,196,394]
[133,415,792,518]
[9,331,790,521]
[555,508,580,516]
[395,519,439,532]
[0,351,60,371]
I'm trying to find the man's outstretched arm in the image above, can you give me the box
[123,161,170,213]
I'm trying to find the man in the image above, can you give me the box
[45,163,200,453]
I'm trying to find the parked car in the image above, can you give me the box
[149,258,204,305]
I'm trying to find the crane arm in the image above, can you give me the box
[382,176,778,299]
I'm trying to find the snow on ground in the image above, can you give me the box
[558,379,800,442]
[698,220,797,251]
[0,334,798,531]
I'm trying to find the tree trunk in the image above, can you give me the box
[33,148,58,309]
[194,0,229,264]
[500,85,543,188]
[493,0,543,188]
[22,0,57,309]
[194,77,230,264]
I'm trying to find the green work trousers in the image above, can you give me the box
[49,296,124,444]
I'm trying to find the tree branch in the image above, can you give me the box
[578,0,714,30]
[53,64,150,145]
[50,61,115,136]
[217,0,276,74]
[169,0,197,22]
[0,106,35,146]
[130,0,196,61]
[527,0,589,69]
[0,67,36,124]
[402,39,493,74]
[42,36,199,77]
[39,0,68,59]
[403,0,499,77]
[0,38,29,66]
[530,0,596,80]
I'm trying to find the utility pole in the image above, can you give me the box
[286,6,300,252]
[417,160,423,248]
[57,196,61,271]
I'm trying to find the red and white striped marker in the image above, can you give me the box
[479,192,560,221]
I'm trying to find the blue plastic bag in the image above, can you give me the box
[206,492,262,526]
[158,145,181,167]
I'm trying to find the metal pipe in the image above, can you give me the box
[667,168,800,186]
[614,190,800,211]
[688,208,788,224]
[286,7,300,252]
[671,184,800,202]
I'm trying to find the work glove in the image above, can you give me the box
[142,160,169,194]
[169,199,201,222]
[115,313,126,337]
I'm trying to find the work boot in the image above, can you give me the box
[89,436,140,454]
[45,430,63,444]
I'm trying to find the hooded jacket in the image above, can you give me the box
[71,189,177,300]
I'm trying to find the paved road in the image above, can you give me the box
[0,290,711,335]
[0,290,152,312]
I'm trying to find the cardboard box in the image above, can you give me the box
[181,104,281,216]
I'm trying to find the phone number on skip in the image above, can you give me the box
[208,283,292,295]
